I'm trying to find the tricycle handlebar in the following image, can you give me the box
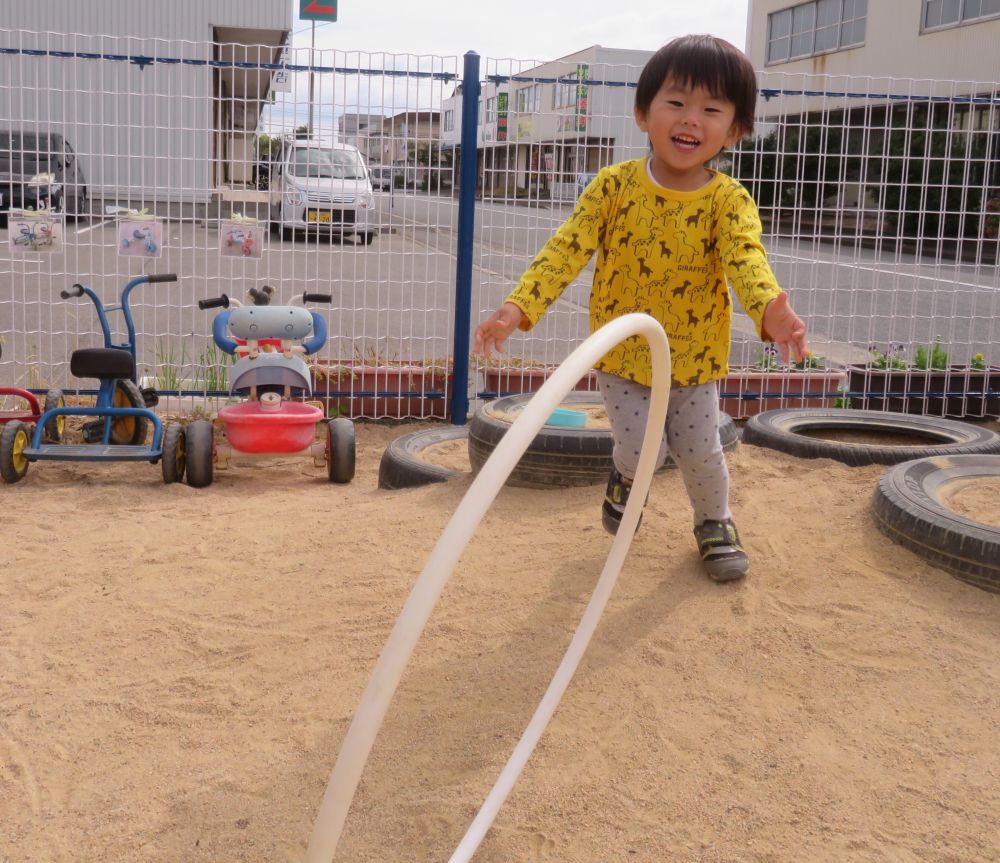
[303,293,332,304]
[198,295,230,311]
[146,273,178,284]
[60,284,86,300]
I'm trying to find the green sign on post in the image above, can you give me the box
[496,92,508,142]
[300,0,337,22]
[575,64,589,132]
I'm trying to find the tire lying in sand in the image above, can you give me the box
[378,425,469,489]
[871,454,1000,593]
[468,391,739,489]
[742,408,1000,467]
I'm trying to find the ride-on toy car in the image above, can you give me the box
[0,342,66,445]
[0,274,187,484]
[186,286,355,488]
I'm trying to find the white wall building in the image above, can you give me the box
[0,0,291,206]
[441,46,652,201]
[747,1,1000,112]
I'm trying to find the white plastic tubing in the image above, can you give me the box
[305,313,671,863]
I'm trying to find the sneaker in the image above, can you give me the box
[602,468,644,535]
[694,518,749,582]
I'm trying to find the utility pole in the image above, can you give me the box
[298,1,337,135]
[307,21,315,135]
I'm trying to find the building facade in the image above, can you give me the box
[441,46,652,201]
[1,0,291,205]
[748,1,1000,87]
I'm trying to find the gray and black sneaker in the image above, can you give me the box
[694,518,749,582]
[602,468,644,535]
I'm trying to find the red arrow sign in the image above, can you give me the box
[300,0,337,21]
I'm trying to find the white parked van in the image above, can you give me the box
[270,140,376,244]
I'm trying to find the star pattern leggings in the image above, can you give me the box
[596,372,731,527]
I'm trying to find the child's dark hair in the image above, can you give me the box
[635,34,757,137]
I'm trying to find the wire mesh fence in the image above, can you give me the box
[1,28,998,420]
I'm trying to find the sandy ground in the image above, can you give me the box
[2,418,999,863]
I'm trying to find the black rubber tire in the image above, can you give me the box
[327,417,356,483]
[0,421,30,483]
[161,422,186,484]
[742,408,1000,467]
[185,420,215,488]
[41,388,66,442]
[361,232,376,245]
[871,454,1000,593]
[378,425,469,489]
[111,379,149,446]
[468,391,739,489]
[66,189,88,221]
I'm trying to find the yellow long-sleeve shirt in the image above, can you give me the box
[506,159,782,388]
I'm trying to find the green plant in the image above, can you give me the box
[730,105,1000,242]
[867,343,908,370]
[754,344,826,371]
[791,351,826,370]
[971,352,987,370]
[754,343,781,370]
[196,342,235,393]
[154,338,188,392]
[833,385,853,409]
[25,342,45,389]
[914,338,949,370]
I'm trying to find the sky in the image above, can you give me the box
[263,0,751,134]
[291,0,750,60]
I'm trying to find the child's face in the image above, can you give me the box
[634,78,742,189]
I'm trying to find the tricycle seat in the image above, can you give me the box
[70,347,135,380]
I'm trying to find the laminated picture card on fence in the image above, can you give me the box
[118,215,162,258]
[7,209,63,253]
[220,217,263,259]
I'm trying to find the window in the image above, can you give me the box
[923,0,1000,29]
[485,97,496,123]
[767,0,867,63]
[554,80,576,108]
[288,148,366,180]
[516,84,540,113]
[443,110,454,132]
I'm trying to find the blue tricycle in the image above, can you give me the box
[0,273,187,484]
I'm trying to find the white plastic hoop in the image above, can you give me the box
[305,314,671,862]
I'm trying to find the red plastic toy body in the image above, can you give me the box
[219,400,324,453]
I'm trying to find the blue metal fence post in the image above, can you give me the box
[450,50,481,425]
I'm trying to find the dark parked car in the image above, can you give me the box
[0,130,88,222]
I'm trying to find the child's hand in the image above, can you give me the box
[762,292,808,363]
[474,302,524,356]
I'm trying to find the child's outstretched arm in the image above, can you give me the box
[762,292,809,363]
[474,301,525,356]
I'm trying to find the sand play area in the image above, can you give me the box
[2,417,999,862]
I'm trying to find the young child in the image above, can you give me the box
[473,34,808,583]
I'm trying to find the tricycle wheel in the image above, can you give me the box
[185,419,215,488]
[111,379,149,445]
[327,417,355,483]
[161,422,186,484]
[0,421,31,483]
[42,388,66,442]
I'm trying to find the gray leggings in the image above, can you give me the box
[597,372,731,526]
